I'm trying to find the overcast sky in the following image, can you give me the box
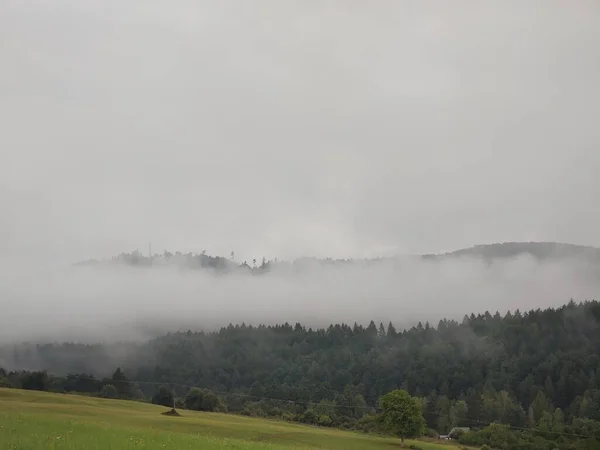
[2,0,600,264]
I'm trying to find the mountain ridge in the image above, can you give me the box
[423,241,600,262]
[77,241,600,267]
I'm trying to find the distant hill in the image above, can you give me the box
[76,241,600,271]
[424,241,600,263]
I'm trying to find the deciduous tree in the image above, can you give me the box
[379,389,425,445]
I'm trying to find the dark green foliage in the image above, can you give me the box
[424,428,439,438]
[240,401,267,417]
[128,383,145,400]
[62,374,102,393]
[99,384,119,399]
[110,368,128,396]
[183,388,226,412]
[355,413,379,433]
[125,299,600,427]
[459,424,519,449]
[2,299,600,449]
[90,368,140,400]
[152,385,174,407]
[0,368,12,388]
[448,427,468,440]
[21,371,48,391]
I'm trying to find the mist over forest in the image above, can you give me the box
[1,242,599,345]
[2,1,600,447]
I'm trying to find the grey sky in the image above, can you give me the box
[2,0,600,264]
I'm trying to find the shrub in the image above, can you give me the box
[152,385,174,407]
[356,413,379,433]
[449,428,467,440]
[183,388,226,412]
[301,409,317,424]
[241,401,266,417]
[21,371,49,391]
[425,428,439,437]
[318,414,333,427]
[128,383,145,400]
[99,384,119,399]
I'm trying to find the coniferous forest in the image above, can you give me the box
[2,299,600,449]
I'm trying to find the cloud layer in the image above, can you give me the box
[1,1,600,344]
[1,254,598,343]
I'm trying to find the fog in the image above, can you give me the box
[1,1,600,344]
[2,0,600,263]
[1,254,598,344]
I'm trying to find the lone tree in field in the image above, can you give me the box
[379,389,425,446]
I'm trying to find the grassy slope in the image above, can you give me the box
[0,388,461,450]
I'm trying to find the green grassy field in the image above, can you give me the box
[0,388,461,450]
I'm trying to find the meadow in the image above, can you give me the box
[0,388,462,450]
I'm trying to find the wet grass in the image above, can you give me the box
[0,388,461,450]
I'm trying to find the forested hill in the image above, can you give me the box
[3,300,600,441]
[429,242,600,262]
[76,241,600,272]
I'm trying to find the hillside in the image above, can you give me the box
[434,242,600,262]
[0,388,457,450]
[77,241,600,271]
[3,301,600,446]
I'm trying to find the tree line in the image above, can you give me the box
[74,248,358,273]
[3,300,600,449]
[74,242,600,273]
